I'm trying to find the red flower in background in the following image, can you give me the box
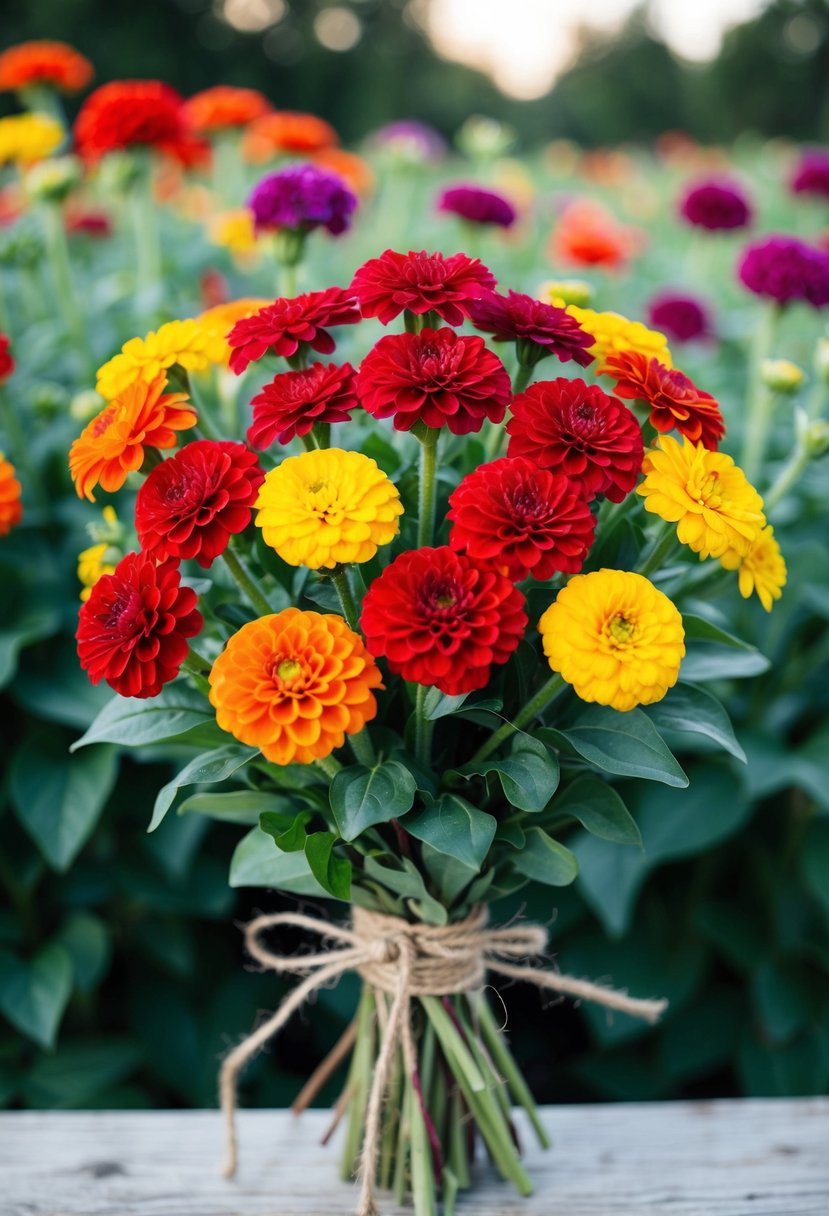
[360,546,527,696]
[74,80,205,164]
[76,553,203,698]
[0,40,93,93]
[448,457,596,581]
[135,440,264,568]
[0,333,14,382]
[242,111,338,162]
[600,351,725,449]
[183,86,270,133]
[549,200,642,270]
[507,378,644,503]
[350,249,496,326]
[356,327,511,435]
[228,288,360,374]
[248,362,358,447]
[467,289,595,368]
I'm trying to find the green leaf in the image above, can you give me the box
[512,827,579,886]
[554,775,641,846]
[0,944,73,1048]
[10,732,118,871]
[228,826,329,897]
[56,914,111,993]
[304,831,351,900]
[149,745,258,831]
[403,794,496,870]
[330,760,417,841]
[259,808,312,852]
[419,842,478,906]
[422,689,468,719]
[454,734,559,812]
[646,683,746,763]
[361,855,448,925]
[752,963,811,1043]
[679,616,770,681]
[0,607,61,690]
[72,682,221,751]
[801,819,829,921]
[23,1038,141,1108]
[178,790,297,825]
[545,706,688,788]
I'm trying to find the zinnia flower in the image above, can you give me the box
[0,452,22,536]
[791,149,829,201]
[76,552,203,698]
[248,362,358,447]
[96,319,216,400]
[356,327,511,435]
[638,435,765,562]
[599,351,725,449]
[549,199,642,270]
[437,184,516,228]
[242,111,338,162]
[70,374,197,501]
[738,236,829,309]
[360,546,527,696]
[371,120,446,165]
[0,333,14,381]
[506,379,644,503]
[0,112,63,165]
[135,440,264,568]
[248,163,357,235]
[448,457,596,581]
[647,291,712,344]
[349,249,496,326]
[183,86,269,134]
[311,147,375,198]
[679,178,752,230]
[255,448,402,569]
[209,608,381,766]
[565,306,672,372]
[467,289,595,369]
[209,208,258,258]
[196,297,271,366]
[74,80,201,164]
[721,523,786,612]
[227,288,360,374]
[77,542,117,602]
[538,568,685,712]
[0,40,93,94]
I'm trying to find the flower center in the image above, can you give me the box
[608,613,636,644]
[277,659,301,682]
[689,469,722,509]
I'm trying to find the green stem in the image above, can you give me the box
[349,728,376,768]
[39,200,92,367]
[315,754,343,780]
[279,258,298,300]
[806,377,828,421]
[331,567,360,632]
[129,157,162,328]
[417,430,439,548]
[511,360,533,395]
[222,547,272,616]
[764,447,811,512]
[475,993,551,1149]
[414,683,434,769]
[469,672,566,765]
[741,301,782,482]
[212,130,243,208]
[637,522,679,578]
[181,648,212,696]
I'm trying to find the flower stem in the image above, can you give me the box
[222,547,272,616]
[315,754,343,780]
[468,672,566,765]
[331,567,361,632]
[764,447,811,512]
[129,156,162,328]
[349,728,376,768]
[417,429,439,548]
[181,648,212,696]
[212,130,243,207]
[414,682,434,769]
[39,201,93,370]
[637,521,678,578]
[512,360,533,395]
[741,301,782,482]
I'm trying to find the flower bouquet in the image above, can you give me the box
[69,247,781,1216]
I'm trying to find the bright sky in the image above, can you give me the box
[419,0,770,99]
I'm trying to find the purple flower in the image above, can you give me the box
[437,184,517,228]
[467,289,594,368]
[791,149,829,201]
[679,178,752,231]
[248,163,357,236]
[738,235,829,308]
[371,120,447,164]
[647,291,712,343]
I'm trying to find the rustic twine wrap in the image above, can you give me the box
[220,906,667,1216]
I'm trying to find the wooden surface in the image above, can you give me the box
[2,1099,827,1215]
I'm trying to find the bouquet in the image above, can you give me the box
[69,247,780,1216]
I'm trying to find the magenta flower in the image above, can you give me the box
[647,291,712,343]
[248,163,357,236]
[791,149,829,201]
[437,184,516,228]
[679,178,752,231]
[738,235,829,308]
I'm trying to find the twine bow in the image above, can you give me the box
[220,905,667,1216]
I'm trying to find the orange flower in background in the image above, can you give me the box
[69,374,197,501]
[0,41,93,94]
[242,111,338,163]
[0,452,22,535]
[311,147,375,198]
[549,199,643,270]
[183,86,270,134]
[209,608,383,766]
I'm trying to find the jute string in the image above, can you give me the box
[220,905,667,1216]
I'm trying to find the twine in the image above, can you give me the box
[219,905,667,1216]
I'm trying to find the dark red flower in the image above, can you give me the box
[248,362,357,447]
[506,378,644,503]
[599,351,725,450]
[0,333,14,382]
[76,552,203,699]
[360,546,527,695]
[646,291,711,343]
[135,440,263,568]
[448,457,596,581]
[227,287,360,374]
[437,185,516,228]
[356,327,511,435]
[74,80,204,165]
[467,289,595,368]
[349,249,496,326]
[679,178,752,231]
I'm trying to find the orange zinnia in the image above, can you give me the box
[0,452,22,535]
[312,147,375,197]
[242,111,338,163]
[69,374,197,501]
[0,40,93,94]
[209,608,382,766]
[183,86,270,134]
[549,200,642,271]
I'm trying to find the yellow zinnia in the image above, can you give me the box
[256,448,403,570]
[77,505,121,601]
[565,305,672,372]
[208,208,258,258]
[196,297,271,366]
[539,568,685,712]
[0,112,63,165]
[721,524,786,613]
[638,435,765,563]
[96,319,215,401]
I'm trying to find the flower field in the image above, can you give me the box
[1,39,828,1151]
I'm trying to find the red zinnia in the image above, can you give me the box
[76,552,203,698]
[248,362,358,447]
[74,80,202,164]
[227,288,360,375]
[600,351,725,449]
[135,440,264,568]
[360,546,527,696]
[350,249,496,326]
[448,457,596,581]
[183,86,270,134]
[0,333,14,382]
[0,41,93,94]
[356,327,511,435]
[467,289,595,368]
[507,378,644,503]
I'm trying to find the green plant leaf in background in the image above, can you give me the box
[403,794,496,870]
[149,744,259,831]
[543,706,688,788]
[679,614,771,681]
[71,682,222,751]
[0,944,73,1048]
[454,734,560,812]
[304,831,352,900]
[646,683,746,763]
[330,760,417,841]
[552,774,641,846]
[228,826,329,897]
[177,790,298,825]
[512,827,579,886]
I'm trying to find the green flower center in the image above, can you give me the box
[608,614,636,644]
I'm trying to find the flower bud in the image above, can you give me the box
[537,279,593,308]
[456,115,517,160]
[761,358,804,394]
[814,337,829,385]
[24,156,82,204]
[70,388,105,422]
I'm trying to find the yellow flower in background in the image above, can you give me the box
[0,112,63,165]
[256,447,403,570]
[566,305,673,372]
[196,297,271,366]
[638,435,765,563]
[537,279,593,309]
[208,208,258,258]
[77,505,121,601]
[760,358,804,395]
[96,319,214,401]
[538,568,685,712]
[722,524,786,612]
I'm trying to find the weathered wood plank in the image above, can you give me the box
[1,1099,827,1215]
